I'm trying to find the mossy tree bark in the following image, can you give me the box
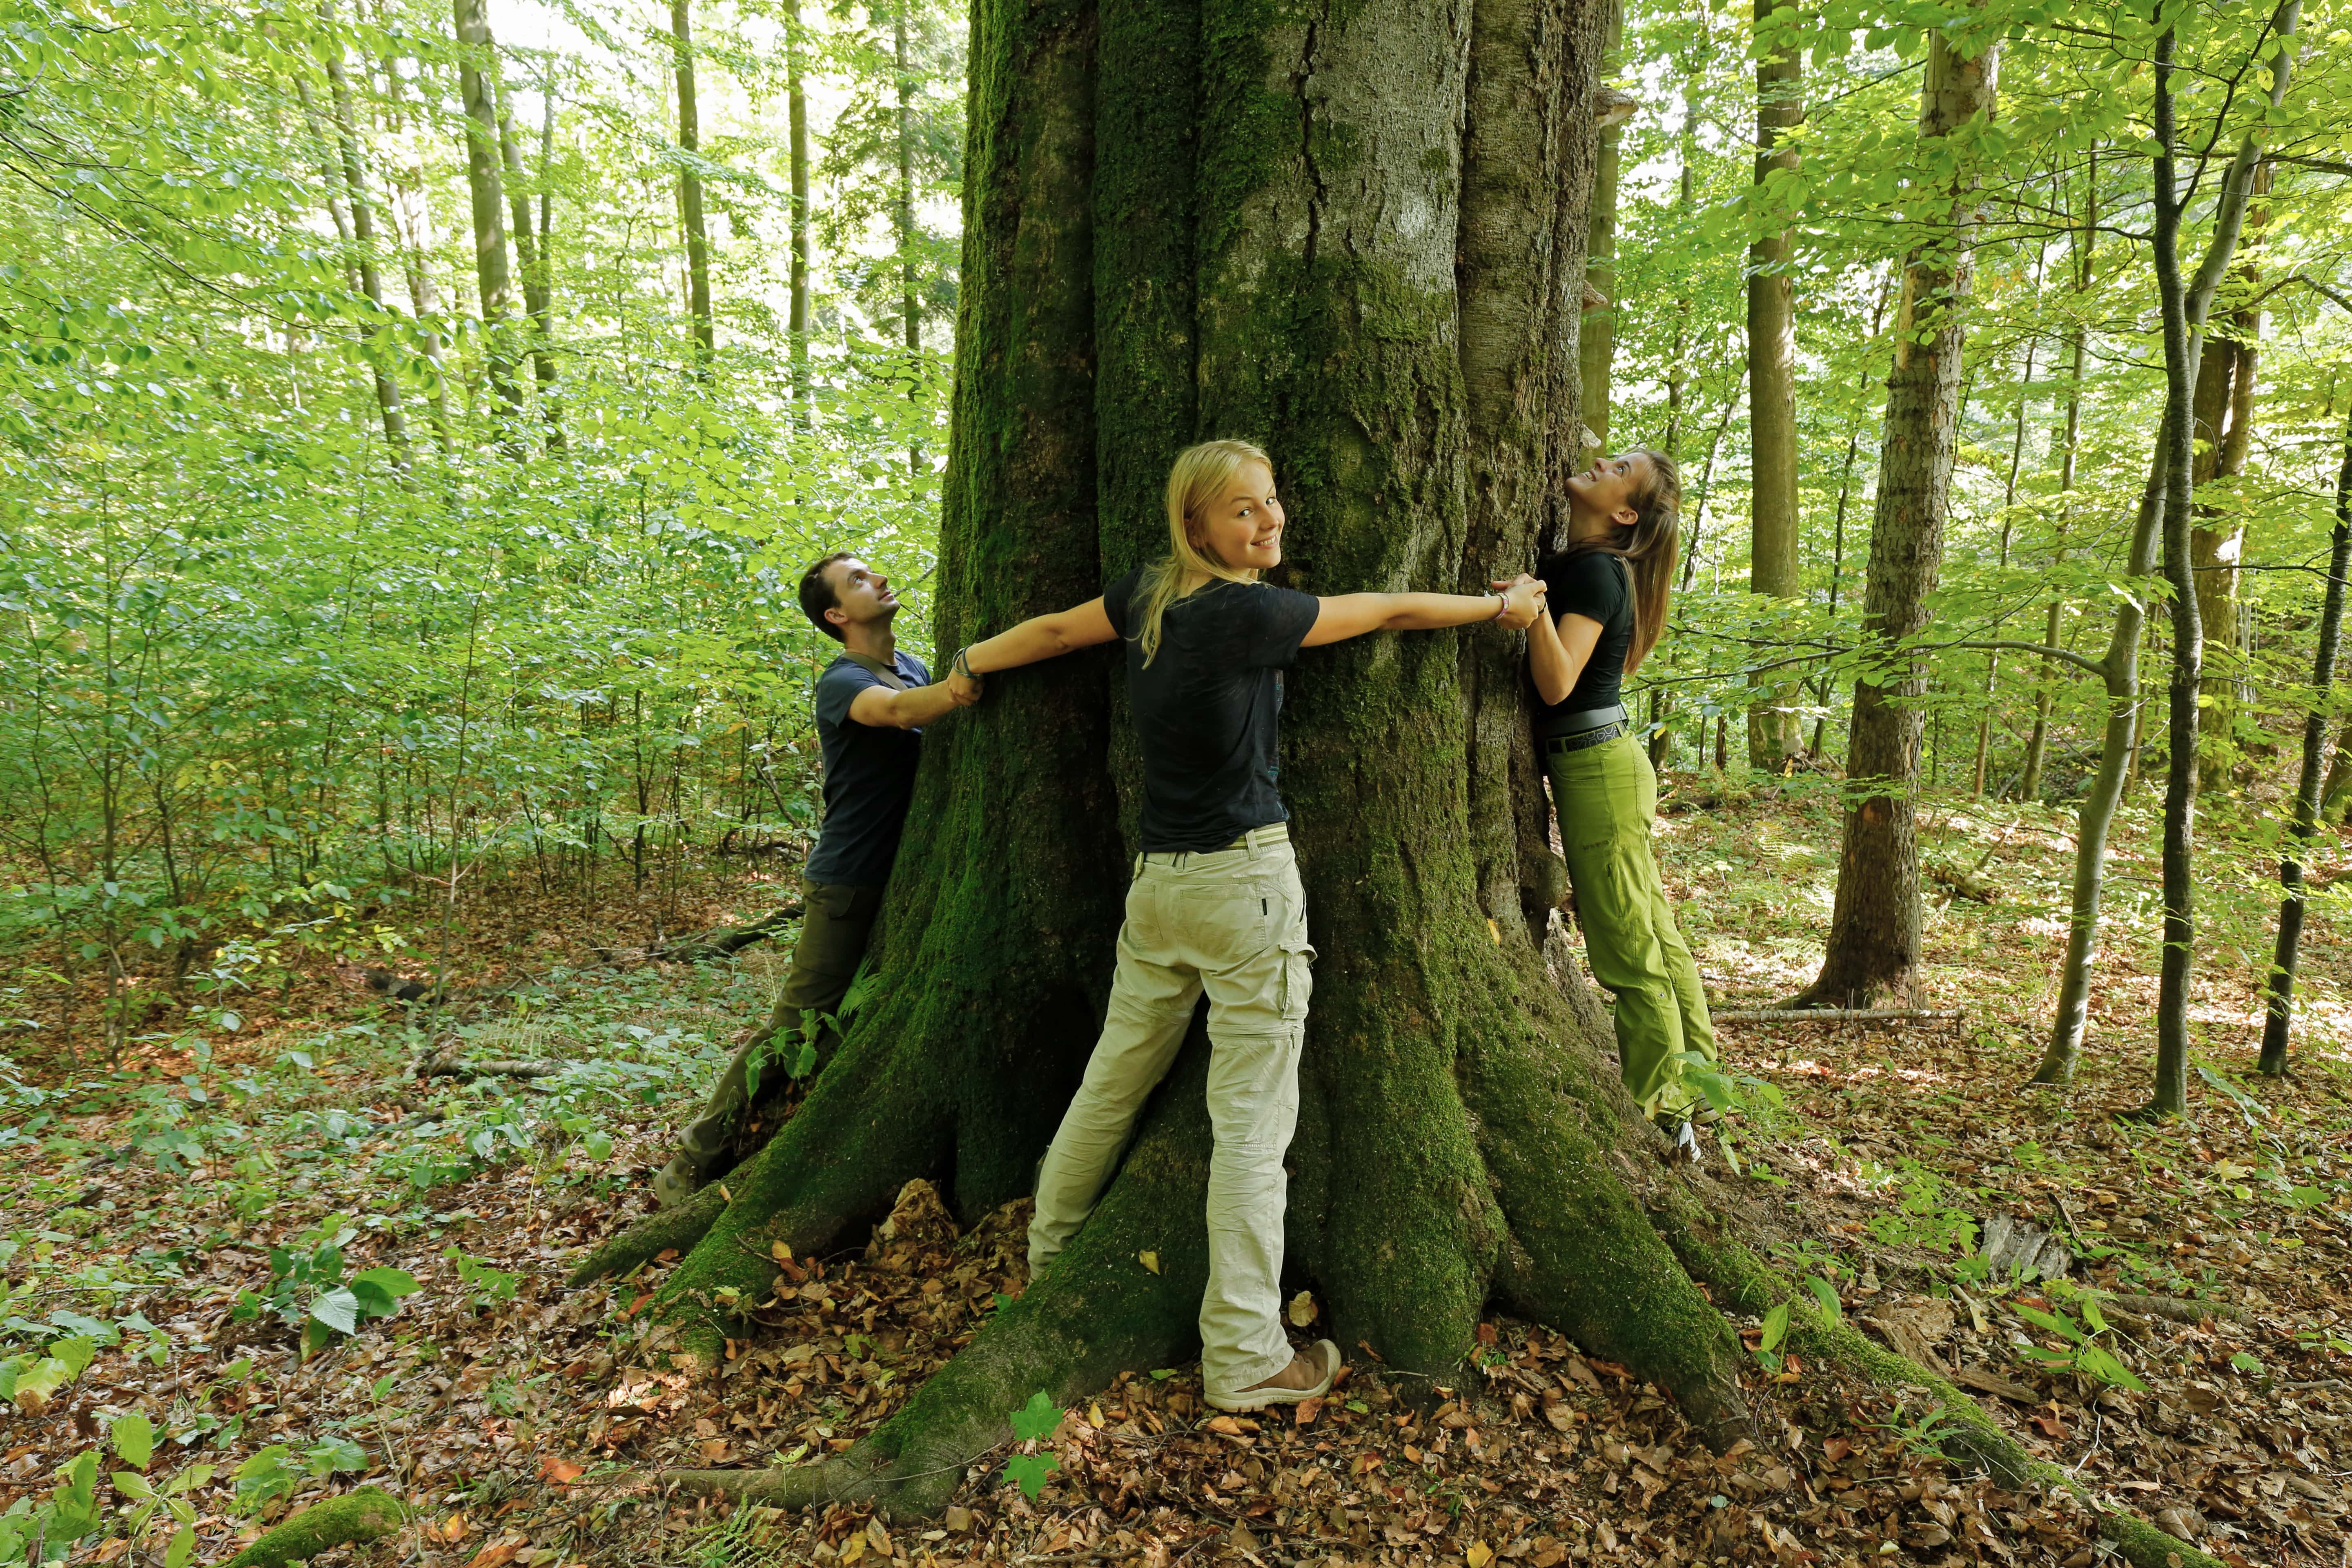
[577,0,1768,1515]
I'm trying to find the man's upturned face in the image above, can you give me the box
[823,557,900,637]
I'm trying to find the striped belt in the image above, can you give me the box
[1544,722,1626,755]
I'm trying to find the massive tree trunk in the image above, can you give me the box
[571,0,1783,1513]
[451,0,522,425]
[1745,0,1802,771]
[672,0,716,368]
[1790,24,1996,1010]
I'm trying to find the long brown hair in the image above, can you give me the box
[1564,448,1681,676]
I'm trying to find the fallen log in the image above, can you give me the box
[1713,1007,1964,1023]
[417,1057,568,1081]
[223,1487,406,1567]
[650,901,805,964]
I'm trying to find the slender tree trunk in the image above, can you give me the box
[2147,32,2205,1121]
[1974,334,2036,795]
[895,1,924,473]
[371,9,455,450]
[1791,23,1997,1010]
[2037,7,2296,1091]
[498,68,564,447]
[2148,5,2298,1119]
[452,0,521,427]
[672,0,715,369]
[2024,164,2094,803]
[788,0,812,409]
[318,6,411,465]
[2258,406,2352,1075]
[1660,42,1698,461]
[1577,0,1621,454]
[1745,0,1803,770]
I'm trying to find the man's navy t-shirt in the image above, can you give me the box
[803,649,930,888]
[1532,549,1633,739]
[1103,570,1321,853]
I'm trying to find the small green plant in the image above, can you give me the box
[2014,1298,2149,1393]
[1751,1303,1791,1374]
[445,1247,520,1309]
[231,1215,419,1353]
[232,1437,368,1510]
[1671,1051,1784,1176]
[1878,1400,1965,1456]
[1002,1390,1067,1499]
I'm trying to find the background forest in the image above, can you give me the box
[2,0,2351,1565]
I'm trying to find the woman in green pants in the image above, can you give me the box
[1528,448,1717,1129]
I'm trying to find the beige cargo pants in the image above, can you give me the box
[1027,825,1314,1399]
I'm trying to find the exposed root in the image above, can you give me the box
[1466,1016,1753,1449]
[222,1487,406,1567]
[1653,1188,2222,1568]
[570,1176,729,1286]
[659,1065,1214,1518]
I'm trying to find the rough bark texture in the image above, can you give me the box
[1793,27,1995,1009]
[1576,0,1620,454]
[451,0,521,418]
[1744,0,1802,770]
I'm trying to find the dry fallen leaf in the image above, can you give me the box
[1466,1542,1494,1568]
[437,1514,471,1544]
[1287,1289,1316,1327]
[537,1455,584,1485]
[459,1536,520,1568]
[1138,1250,1160,1274]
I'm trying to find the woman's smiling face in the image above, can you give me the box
[1187,460,1286,572]
[1565,450,1655,532]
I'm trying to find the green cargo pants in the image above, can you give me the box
[1545,733,1717,1117]
[655,879,884,1205]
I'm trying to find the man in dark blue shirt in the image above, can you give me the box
[654,552,978,1207]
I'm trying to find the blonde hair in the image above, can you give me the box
[1131,439,1272,665]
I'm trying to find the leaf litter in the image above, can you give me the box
[1,792,2348,1566]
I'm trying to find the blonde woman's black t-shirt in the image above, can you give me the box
[1103,570,1321,853]
[1532,549,1633,738]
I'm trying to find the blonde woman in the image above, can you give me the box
[1523,449,1717,1131]
[955,439,1545,1411]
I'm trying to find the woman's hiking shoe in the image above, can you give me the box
[652,1154,704,1210]
[1207,1340,1341,1413]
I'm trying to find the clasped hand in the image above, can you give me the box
[1489,574,1547,630]
[947,664,985,706]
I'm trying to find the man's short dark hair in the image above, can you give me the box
[799,551,856,642]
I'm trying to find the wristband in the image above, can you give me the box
[1490,592,1510,622]
[953,647,976,680]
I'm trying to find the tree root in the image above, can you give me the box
[570,1180,730,1286]
[222,1487,406,1567]
[1653,1189,2222,1568]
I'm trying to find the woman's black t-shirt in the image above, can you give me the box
[1102,569,1321,853]
[1532,549,1633,738]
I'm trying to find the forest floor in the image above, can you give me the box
[2,779,2350,1568]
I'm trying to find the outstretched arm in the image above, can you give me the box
[960,597,1119,675]
[846,677,980,731]
[1299,574,1544,648]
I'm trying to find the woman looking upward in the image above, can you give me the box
[1526,449,1718,1131]
[954,438,1545,1412]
